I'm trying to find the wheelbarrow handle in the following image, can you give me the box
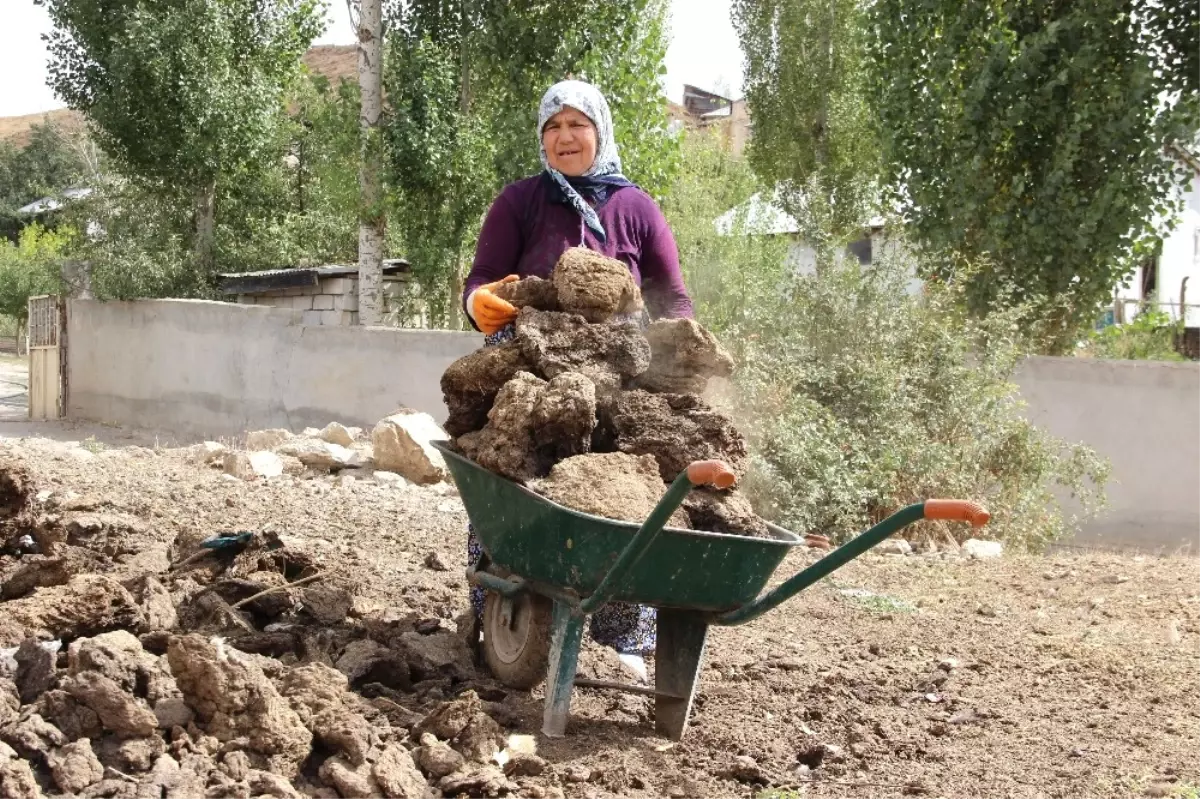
[578,460,736,614]
[714,498,990,626]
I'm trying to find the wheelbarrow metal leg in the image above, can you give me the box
[542,599,585,738]
[654,609,709,741]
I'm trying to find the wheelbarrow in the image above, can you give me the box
[431,440,990,740]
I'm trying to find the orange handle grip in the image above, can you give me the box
[686,460,737,490]
[923,499,990,528]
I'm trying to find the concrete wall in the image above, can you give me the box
[65,299,1199,550]
[1014,356,1199,552]
[66,299,478,437]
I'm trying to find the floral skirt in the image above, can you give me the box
[465,317,657,656]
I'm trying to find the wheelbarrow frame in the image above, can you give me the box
[432,440,990,740]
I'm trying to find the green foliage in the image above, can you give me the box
[0,122,94,238]
[38,0,326,275]
[732,0,881,247]
[0,224,69,321]
[1080,306,1186,362]
[727,249,1109,551]
[384,0,678,325]
[866,0,1200,346]
[660,129,788,340]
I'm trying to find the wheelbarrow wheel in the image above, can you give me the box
[482,590,552,690]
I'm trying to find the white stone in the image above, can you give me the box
[961,539,1003,560]
[302,427,322,437]
[319,422,360,447]
[246,428,292,450]
[248,451,284,478]
[278,438,361,469]
[876,538,913,556]
[374,471,409,487]
[68,448,97,461]
[371,410,448,485]
[222,452,255,480]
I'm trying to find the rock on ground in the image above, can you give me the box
[371,745,427,798]
[636,318,735,395]
[371,411,449,485]
[457,372,596,483]
[278,663,377,766]
[245,429,292,451]
[494,275,560,312]
[963,539,1003,559]
[318,423,360,447]
[440,342,533,437]
[60,671,158,737]
[514,310,650,392]
[682,488,769,538]
[0,740,40,799]
[610,390,749,482]
[276,439,360,471]
[166,634,312,777]
[551,247,643,323]
[533,453,689,529]
[0,575,143,648]
[223,451,284,480]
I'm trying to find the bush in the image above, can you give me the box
[724,247,1109,551]
[0,224,69,322]
[1078,305,1186,362]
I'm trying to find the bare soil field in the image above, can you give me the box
[1,435,1196,799]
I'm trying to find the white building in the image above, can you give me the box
[1113,154,1200,328]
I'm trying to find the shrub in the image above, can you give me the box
[1079,305,1186,362]
[724,246,1109,551]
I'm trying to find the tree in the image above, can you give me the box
[384,0,678,327]
[0,224,68,328]
[0,121,92,238]
[38,0,324,280]
[349,0,386,325]
[732,0,882,250]
[866,0,1200,345]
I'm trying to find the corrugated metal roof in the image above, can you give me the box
[218,259,410,294]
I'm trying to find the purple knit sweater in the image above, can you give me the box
[463,175,694,327]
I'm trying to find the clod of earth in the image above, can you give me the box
[636,317,736,395]
[514,310,650,392]
[457,371,596,483]
[533,453,690,529]
[441,342,533,437]
[494,275,560,312]
[552,247,643,323]
[0,575,144,647]
[610,390,749,482]
[682,487,769,538]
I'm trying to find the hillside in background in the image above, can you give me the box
[0,45,357,147]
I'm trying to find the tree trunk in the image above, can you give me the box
[193,181,216,281]
[356,0,385,327]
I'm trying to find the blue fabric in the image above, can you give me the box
[538,80,630,244]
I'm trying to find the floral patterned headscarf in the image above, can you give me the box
[538,80,632,244]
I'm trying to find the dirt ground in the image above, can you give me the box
[1,434,1197,799]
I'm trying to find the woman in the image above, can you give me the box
[462,79,695,670]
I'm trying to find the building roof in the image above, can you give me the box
[17,187,93,216]
[715,191,886,236]
[218,260,410,295]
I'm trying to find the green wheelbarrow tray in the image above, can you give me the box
[431,440,991,740]
[436,441,799,613]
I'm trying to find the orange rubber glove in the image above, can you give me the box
[471,275,520,335]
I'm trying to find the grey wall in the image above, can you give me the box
[67,299,479,437]
[1014,356,1199,552]
[66,299,1199,551]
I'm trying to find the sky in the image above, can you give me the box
[0,0,745,118]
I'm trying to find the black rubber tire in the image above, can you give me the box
[482,590,553,690]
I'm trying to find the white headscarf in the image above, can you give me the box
[537,80,631,243]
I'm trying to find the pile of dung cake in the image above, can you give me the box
[440,247,768,537]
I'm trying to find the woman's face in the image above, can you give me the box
[542,106,598,177]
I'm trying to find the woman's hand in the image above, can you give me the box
[472,275,520,334]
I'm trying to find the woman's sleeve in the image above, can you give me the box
[462,188,524,327]
[640,201,695,320]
